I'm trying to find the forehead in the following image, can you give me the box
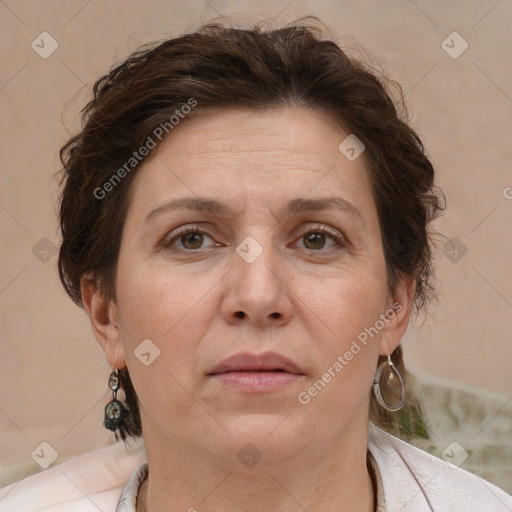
[125,107,376,224]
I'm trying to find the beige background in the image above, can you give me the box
[1,0,511,484]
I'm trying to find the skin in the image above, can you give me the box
[82,106,415,512]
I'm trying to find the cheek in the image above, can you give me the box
[114,259,220,380]
[296,262,389,390]
[115,257,202,335]
[300,256,389,338]
[114,265,208,417]
[297,284,386,416]
[316,285,385,372]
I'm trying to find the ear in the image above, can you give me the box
[378,273,416,356]
[81,275,127,369]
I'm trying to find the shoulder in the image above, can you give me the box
[368,422,512,512]
[0,437,147,512]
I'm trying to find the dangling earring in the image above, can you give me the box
[104,368,126,431]
[372,354,406,412]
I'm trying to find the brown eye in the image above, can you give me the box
[165,227,216,252]
[303,232,327,250]
[180,232,204,250]
[297,226,344,252]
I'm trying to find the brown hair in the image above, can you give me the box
[58,17,444,442]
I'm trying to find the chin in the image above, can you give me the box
[210,414,306,467]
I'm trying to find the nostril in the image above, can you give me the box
[236,311,245,319]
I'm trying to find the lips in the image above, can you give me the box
[208,351,304,376]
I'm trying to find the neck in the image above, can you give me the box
[136,420,375,512]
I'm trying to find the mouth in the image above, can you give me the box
[207,351,305,392]
[207,351,304,376]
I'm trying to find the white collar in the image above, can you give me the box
[116,462,148,512]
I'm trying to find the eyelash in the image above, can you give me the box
[164,224,346,254]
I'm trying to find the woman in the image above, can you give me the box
[1,17,511,512]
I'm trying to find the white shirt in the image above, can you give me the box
[1,423,511,511]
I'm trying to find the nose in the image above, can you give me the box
[221,236,294,329]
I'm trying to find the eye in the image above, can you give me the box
[163,224,346,253]
[165,225,217,251]
[295,224,345,252]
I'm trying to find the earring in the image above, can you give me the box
[104,368,127,431]
[372,355,406,412]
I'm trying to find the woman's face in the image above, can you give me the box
[95,106,413,465]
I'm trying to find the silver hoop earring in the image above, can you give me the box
[372,355,406,412]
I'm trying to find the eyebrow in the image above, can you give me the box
[144,196,364,224]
